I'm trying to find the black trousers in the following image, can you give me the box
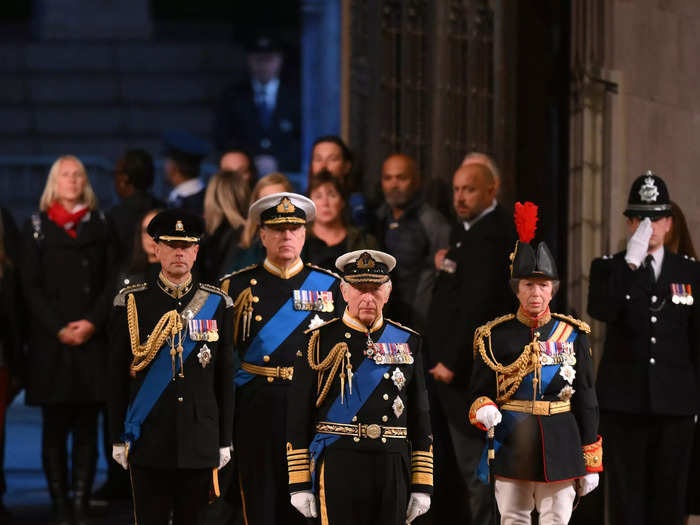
[234,381,305,525]
[601,411,694,525]
[130,465,211,525]
[316,447,408,525]
[41,403,100,498]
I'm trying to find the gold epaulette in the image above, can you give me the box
[386,318,420,337]
[303,317,339,334]
[113,283,148,307]
[552,313,591,334]
[198,283,233,307]
[306,263,342,280]
[219,264,259,294]
[473,314,515,358]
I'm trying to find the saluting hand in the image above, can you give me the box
[428,362,455,384]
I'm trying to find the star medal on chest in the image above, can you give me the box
[293,289,334,312]
[189,319,219,342]
[391,367,406,390]
[392,396,405,418]
[197,344,212,368]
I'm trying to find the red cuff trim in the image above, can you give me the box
[582,435,603,472]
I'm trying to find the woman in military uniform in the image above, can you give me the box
[469,202,602,524]
[286,250,433,525]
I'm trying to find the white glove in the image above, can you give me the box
[218,446,231,470]
[290,490,318,518]
[112,444,128,470]
[577,473,599,496]
[406,492,431,523]
[625,217,653,268]
[475,405,502,430]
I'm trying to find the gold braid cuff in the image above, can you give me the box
[127,293,184,377]
[411,448,434,486]
[233,287,253,343]
[306,330,353,407]
[286,443,312,485]
[582,435,603,472]
[474,314,542,403]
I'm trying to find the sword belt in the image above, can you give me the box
[316,421,407,440]
[499,399,571,416]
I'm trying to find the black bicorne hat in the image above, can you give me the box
[147,209,203,243]
[623,170,672,219]
[335,250,397,285]
[509,202,558,281]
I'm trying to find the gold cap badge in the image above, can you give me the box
[175,220,184,231]
[277,197,295,214]
[357,252,375,269]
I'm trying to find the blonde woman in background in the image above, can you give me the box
[202,170,251,281]
[20,155,116,525]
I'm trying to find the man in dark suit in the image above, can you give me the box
[213,35,301,174]
[109,210,234,524]
[425,157,516,524]
[164,130,210,216]
[588,171,700,525]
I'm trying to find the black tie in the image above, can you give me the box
[643,254,655,283]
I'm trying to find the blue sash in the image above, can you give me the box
[121,293,222,450]
[476,320,579,483]
[308,323,410,489]
[234,270,336,387]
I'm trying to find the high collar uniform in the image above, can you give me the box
[286,312,433,525]
[220,260,341,525]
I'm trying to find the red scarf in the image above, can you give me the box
[47,202,90,238]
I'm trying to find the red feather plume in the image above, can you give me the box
[514,202,538,243]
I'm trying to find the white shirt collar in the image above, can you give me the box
[252,78,280,108]
[168,178,204,202]
[463,199,497,231]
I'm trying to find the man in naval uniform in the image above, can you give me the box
[108,209,234,524]
[286,249,433,525]
[219,192,341,525]
[588,172,700,524]
[469,202,601,524]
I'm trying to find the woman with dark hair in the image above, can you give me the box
[308,135,368,227]
[304,170,378,271]
[665,200,697,259]
[219,148,259,188]
[20,155,116,525]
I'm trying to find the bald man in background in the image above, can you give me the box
[373,154,449,330]
[424,157,516,524]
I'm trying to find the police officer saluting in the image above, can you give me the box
[286,250,433,525]
[469,203,601,524]
[219,192,341,525]
[109,210,234,524]
[588,172,700,524]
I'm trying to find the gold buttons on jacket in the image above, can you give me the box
[383,394,389,400]
[352,416,357,422]
[250,279,258,286]
[353,437,360,442]
[263,355,270,362]
[383,373,390,379]
[381,438,387,444]
[345,332,351,339]
[267,377,274,383]
[255,315,262,322]
[382,415,388,422]
[177,397,183,403]
[253,296,259,303]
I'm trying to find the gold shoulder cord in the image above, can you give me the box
[127,293,184,378]
[233,287,253,343]
[473,313,542,403]
[306,331,353,407]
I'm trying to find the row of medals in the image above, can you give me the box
[363,333,414,365]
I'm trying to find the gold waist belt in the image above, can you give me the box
[499,399,571,416]
[316,421,407,440]
[240,362,294,381]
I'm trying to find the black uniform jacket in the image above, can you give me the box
[469,311,600,482]
[21,210,117,404]
[588,250,700,415]
[219,259,342,378]
[286,312,434,495]
[108,276,234,469]
[426,204,516,385]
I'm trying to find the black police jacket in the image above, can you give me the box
[109,276,234,469]
[588,250,700,415]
